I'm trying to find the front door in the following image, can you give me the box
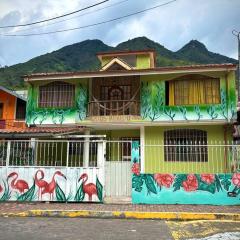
[108,86,123,115]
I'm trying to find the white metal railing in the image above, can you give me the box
[143,141,240,174]
[0,140,104,168]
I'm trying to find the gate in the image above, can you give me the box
[104,140,132,200]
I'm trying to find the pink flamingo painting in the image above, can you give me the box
[42,171,66,200]
[0,184,3,193]
[78,173,97,201]
[7,172,29,193]
[35,170,48,200]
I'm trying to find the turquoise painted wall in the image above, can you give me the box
[131,141,240,205]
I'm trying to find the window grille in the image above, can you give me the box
[39,81,75,108]
[164,129,208,162]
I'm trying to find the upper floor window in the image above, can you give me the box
[164,129,208,162]
[39,81,75,108]
[167,75,220,106]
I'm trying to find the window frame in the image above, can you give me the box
[38,81,76,109]
[164,129,208,162]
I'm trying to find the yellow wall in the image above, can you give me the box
[144,125,229,174]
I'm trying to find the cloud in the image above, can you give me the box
[0,0,239,66]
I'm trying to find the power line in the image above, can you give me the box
[10,0,130,34]
[1,0,177,37]
[0,0,109,29]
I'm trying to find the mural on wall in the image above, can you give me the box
[141,81,236,122]
[0,168,103,202]
[131,141,240,205]
[26,83,88,125]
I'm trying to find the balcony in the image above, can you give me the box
[88,100,140,117]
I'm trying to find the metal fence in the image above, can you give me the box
[143,141,240,174]
[0,140,101,167]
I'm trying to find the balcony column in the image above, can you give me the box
[83,129,90,167]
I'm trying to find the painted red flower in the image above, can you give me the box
[154,174,174,188]
[132,163,140,175]
[200,174,215,184]
[232,173,240,187]
[182,174,198,192]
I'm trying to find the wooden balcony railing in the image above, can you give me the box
[88,100,140,117]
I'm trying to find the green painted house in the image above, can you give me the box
[24,49,237,174]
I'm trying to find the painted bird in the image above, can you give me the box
[7,172,29,193]
[35,170,48,200]
[78,173,97,201]
[42,171,66,201]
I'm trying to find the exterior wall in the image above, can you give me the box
[26,79,88,125]
[140,71,236,122]
[0,167,103,202]
[131,142,240,205]
[136,55,150,69]
[144,125,230,174]
[0,90,16,121]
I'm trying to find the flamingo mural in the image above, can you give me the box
[41,171,67,200]
[7,172,29,193]
[78,173,97,201]
[35,170,48,200]
[0,184,3,193]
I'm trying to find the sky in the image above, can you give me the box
[0,0,239,67]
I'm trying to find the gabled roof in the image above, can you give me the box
[100,57,133,71]
[0,86,27,101]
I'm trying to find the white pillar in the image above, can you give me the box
[83,129,90,167]
[140,126,145,173]
[30,138,37,165]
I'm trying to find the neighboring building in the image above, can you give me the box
[0,50,238,205]
[0,86,27,130]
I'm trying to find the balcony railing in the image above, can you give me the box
[88,100,140,117]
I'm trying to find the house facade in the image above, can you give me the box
[0,50,239,204]
[0,86,26,130]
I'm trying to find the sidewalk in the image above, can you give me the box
[0,202,239,221]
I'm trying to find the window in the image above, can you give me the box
[168,75,220,105]
[15,98,26,120]
[39,81,75,108]
[164,129,208,162]
[121,137,140,161]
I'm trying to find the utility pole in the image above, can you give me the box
[232,30,240,100]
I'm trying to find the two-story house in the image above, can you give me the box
[0,49,238,204]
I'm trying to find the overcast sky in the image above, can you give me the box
[0,0,239,67]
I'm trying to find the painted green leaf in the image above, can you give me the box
[96,176,103,202]
[198,181,216,194]
[144,174,157,194]
[74,182,85,201]
[173,174,187,192]
[221,178,231,191]
[55,183,67,202]
[132,174,144,192]
[215,175,223,192]
[17,181,36,201]
[0,180,11,201]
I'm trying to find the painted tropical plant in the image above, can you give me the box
[0,180,11,201]
[75,173,103,202]
[133,172,240,197]
[17,181,36,201]
[77,84,88,121]
[207,105,218,120]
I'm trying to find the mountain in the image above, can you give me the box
[0,37,237,89]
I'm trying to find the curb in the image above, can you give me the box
[0,210,240,221]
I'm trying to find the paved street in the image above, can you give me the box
[0,217,239,240]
